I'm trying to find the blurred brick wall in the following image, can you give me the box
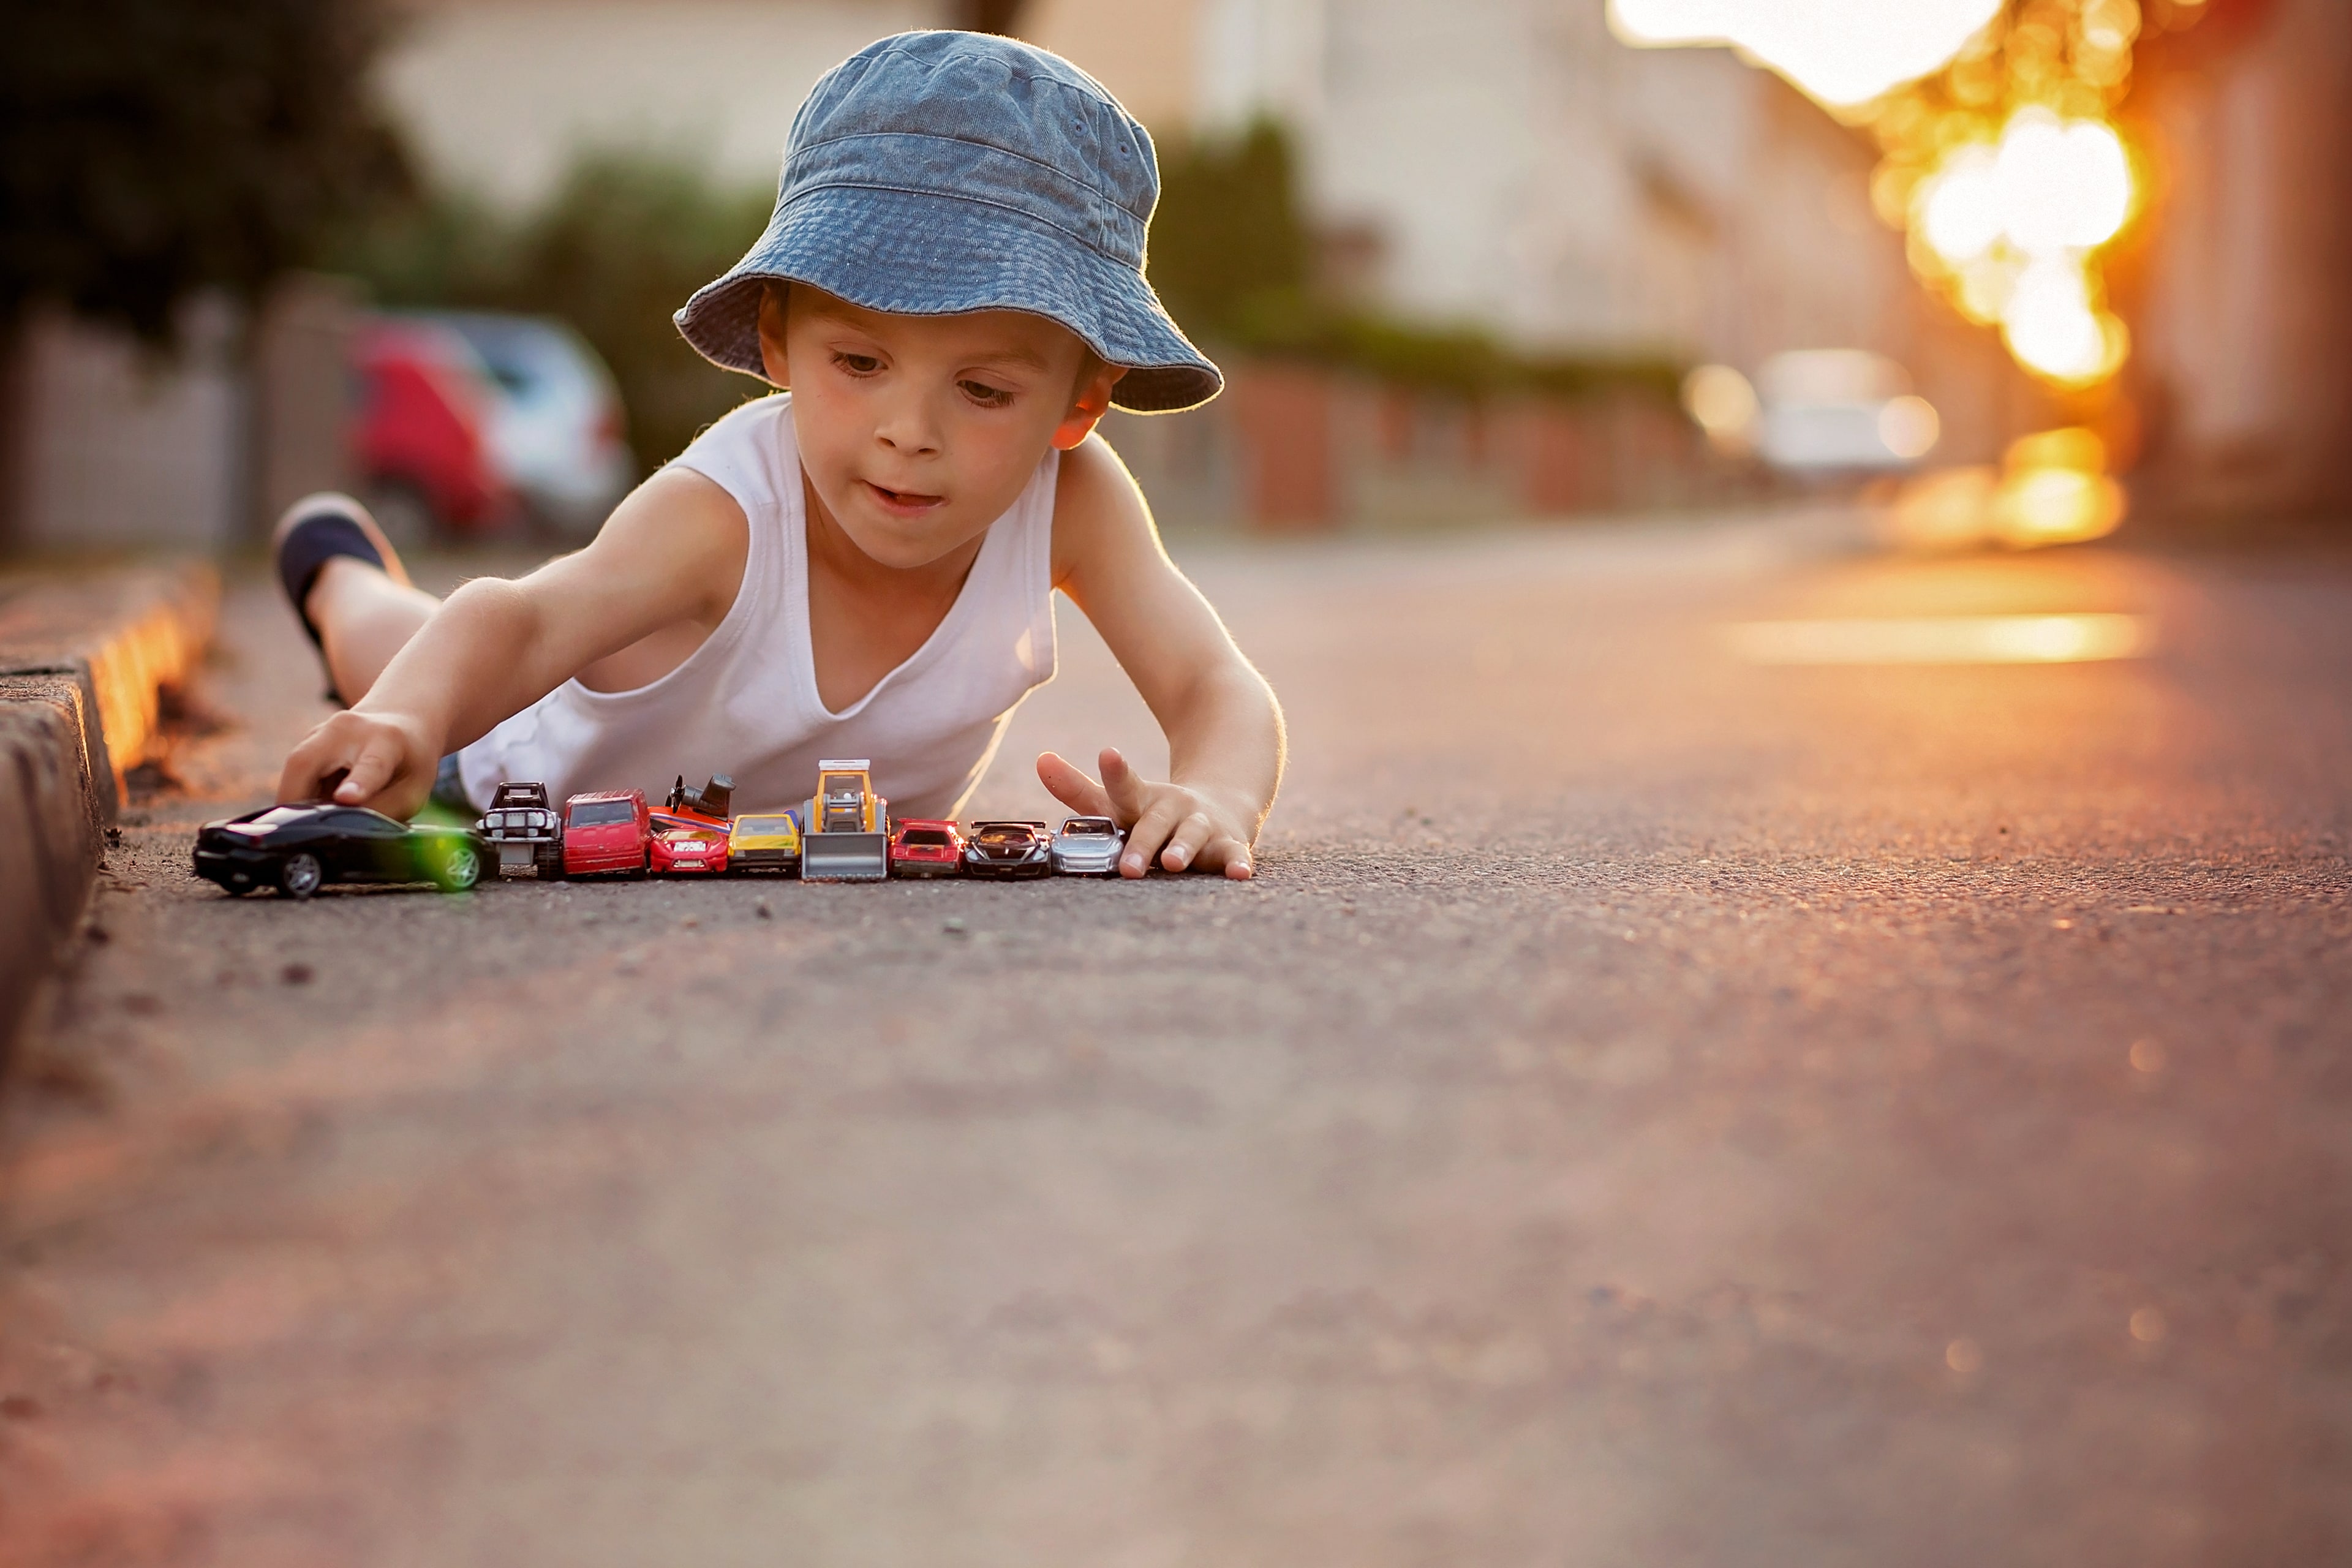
[4,300,248,555]
[0,279,356,557]
[1104,360,1734,535]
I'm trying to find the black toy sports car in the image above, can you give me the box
[192,804,491,899]
[960,820,1054,880]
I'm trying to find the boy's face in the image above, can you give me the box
[759,285,1121,570]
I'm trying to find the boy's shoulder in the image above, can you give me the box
[1049,433,1152,582]
[662,391,794,508]
[679,390,791,457]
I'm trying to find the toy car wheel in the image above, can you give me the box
[432,840,482,892]
[534,840,565,880]
[279,852,323,900]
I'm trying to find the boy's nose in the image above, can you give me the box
[873,394,943,457]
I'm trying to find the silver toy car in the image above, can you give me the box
[1048,815,1125,876]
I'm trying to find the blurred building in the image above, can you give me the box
[1085,0,2352,524]
[376,0,956,206]
[2127,0,2352,522]
[1096,0,2041,467]
[12,0,2333,551]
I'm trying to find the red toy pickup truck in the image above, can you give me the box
[562,790,650,877]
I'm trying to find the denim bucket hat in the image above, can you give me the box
[674,31,1221,413]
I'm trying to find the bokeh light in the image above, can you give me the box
[1877,395,1942,460]
[1994,111,2132,252]
[1726,612,2152,665]
[1901,108,2137,386]
[1884,424,2127,551]
[2002,258,2113,382]
[1682,363,1761,454]
[1918,145,2005,263]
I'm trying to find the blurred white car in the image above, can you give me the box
[1685,350,1940,475]
[418,312,634,540]
[1755,350,1939,473]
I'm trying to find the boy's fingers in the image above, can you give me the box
[333,738,403,805]
[1159,812,1217,872]
[1098,747,1151,826]
[278,723,354,804]
[1203,834,1254,879]
[1118,799,1183,878]
[1182,831,1254,880]
[1035,751,1112,817]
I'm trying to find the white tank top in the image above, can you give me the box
[455,393,1060,820]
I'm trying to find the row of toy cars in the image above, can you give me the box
[193,758,1131,900]
[478,761,1131,883]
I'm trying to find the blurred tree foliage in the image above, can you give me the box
[1147,121,1311,334]
[1148,122,1679,402]
[0,0,405,342]
[336,153,775,471]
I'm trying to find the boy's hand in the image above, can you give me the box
[277,708,442,819]
[1036,747,1256,880]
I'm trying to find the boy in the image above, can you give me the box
[275,31,1281,879]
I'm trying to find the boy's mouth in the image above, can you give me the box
[863,480,946,516]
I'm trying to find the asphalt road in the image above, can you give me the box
[3,516,2348,1567]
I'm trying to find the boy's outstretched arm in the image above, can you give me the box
[275,469,748,818]
[1041,435,1285,879]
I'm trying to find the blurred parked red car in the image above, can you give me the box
[351,318,514,546]
[423,312,634,541]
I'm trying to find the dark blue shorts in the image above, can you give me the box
[431,753,475,815]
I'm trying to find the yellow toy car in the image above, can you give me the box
[727,810,804,875]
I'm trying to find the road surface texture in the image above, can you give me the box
[2,516,2348,1567]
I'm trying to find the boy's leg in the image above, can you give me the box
[273,494,441,705]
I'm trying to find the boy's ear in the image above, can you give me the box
[755,283,791,389]
[1050,361,1126,451]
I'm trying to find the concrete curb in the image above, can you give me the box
[0,564,221,1055]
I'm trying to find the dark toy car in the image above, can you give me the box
[889,819,965,878]
[193,804,489,899]
[960,820,1053,880]
[476,780,564,878]
[562,789,650,877]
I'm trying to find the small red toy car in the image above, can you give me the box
[889,818,965,878]
[649,813,730,875]
[562,789,650,877]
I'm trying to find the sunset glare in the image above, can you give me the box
[1612,0,2204,390]
[1607,0,2002,108]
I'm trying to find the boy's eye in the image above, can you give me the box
[834,352,881,375]
[959,379,1012,407]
